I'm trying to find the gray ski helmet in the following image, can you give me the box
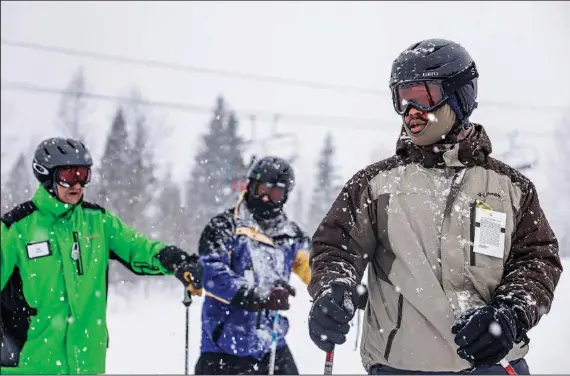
[32,137,93,186]
[389,38,479,119]
[246,156,295,195]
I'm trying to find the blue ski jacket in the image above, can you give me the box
[198,193,312,360]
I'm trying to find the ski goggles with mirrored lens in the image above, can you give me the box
[55,166,91,188]
[392,81,447,115]
[391,62,479,116]
[254,182,287,202]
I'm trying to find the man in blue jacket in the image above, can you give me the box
[194,156,312,375]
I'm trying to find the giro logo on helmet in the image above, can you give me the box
[32,161,49,175]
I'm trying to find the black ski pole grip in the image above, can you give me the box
[183,287,192,307]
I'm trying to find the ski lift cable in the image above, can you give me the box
[0,80,390,130]
[2,37,569,112]
[0,80,560,138]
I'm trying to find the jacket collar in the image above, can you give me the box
[395,123,492,168]
[233,191,298,239]
[32,185,80,218]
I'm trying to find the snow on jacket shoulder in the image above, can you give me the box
[308,124,562,372]
[198,194,311,360]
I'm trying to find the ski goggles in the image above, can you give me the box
[55,166,91,188]
[253,182,287,202]
[392,81,447,115]
[391,62,479,115]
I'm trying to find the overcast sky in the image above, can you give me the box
[2,1,569,199]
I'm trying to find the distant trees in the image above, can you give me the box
[1,152,33,215]
[307,132,342,234]
[56,66,90,143]
[185,96,247,250]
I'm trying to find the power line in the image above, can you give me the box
[1,38,382,96]
[0,80,558,138]
[0,80,391,130]
[2,37,569,113]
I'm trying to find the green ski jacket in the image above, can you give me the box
[1,186,173,374]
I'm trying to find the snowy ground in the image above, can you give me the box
[106,258,569,374]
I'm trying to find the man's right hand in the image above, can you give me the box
[231,279,296,312]
[259,280,296,311]
[308,281,358,352]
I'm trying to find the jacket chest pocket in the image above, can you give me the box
[466,197,514,302]
[73,232,107,276]
[468,197,513,268]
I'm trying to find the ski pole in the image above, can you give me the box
[500,358,518,375]
[268,312,280,375]
[353,310,361,351]
[183,288,192,375]
[324,349,334,375]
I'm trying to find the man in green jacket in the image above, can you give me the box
[0,137,203,375]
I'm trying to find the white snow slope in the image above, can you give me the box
[106,258,569,374]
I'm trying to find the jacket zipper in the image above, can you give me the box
[470,202,477,266]
[72,232,84,276]
[440,167,467,267]
[383,294,403,361]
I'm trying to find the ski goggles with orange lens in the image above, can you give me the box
[56,166,91,188]
[254,182,287,202]
[391,62,479,115]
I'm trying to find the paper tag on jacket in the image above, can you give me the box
[473,207,506,259]
[26,241,52,259]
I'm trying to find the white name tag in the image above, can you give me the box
[26,241,52,259]
[473,207,506,259]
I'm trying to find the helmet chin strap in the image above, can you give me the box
[50,180,63,201]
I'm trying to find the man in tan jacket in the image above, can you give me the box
[307,38,563,375]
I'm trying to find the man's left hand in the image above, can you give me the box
[174,254,204,297]
[452,302,521,368]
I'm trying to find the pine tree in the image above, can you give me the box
[126,108,156,234]
[98,107,130,213]
[307,132,342,234]
[57,66,90,143]
[185,96,245,248]
[154,170,186,248]
[1,153,33,214]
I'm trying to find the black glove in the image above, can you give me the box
[260,280,296,310]
[452,302,522,368]
[174,256,204,296]
[308,281,359,352]
[156,246,204,296]
[231,280,296,312]
[356,284,368,310]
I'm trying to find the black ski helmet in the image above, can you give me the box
[244,156,295,220]
[389,38,479,122]
[32,137,93,187]
[246,156,295,197]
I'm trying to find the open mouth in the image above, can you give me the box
[408,121,427,134]
[68,191,81,197]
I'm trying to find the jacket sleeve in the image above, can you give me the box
[105,210,171,275]
[493,182,563,332]
[308,169,378,299]
[199,213,248,304]
[0,222,18,290]
[292,229,312,285]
